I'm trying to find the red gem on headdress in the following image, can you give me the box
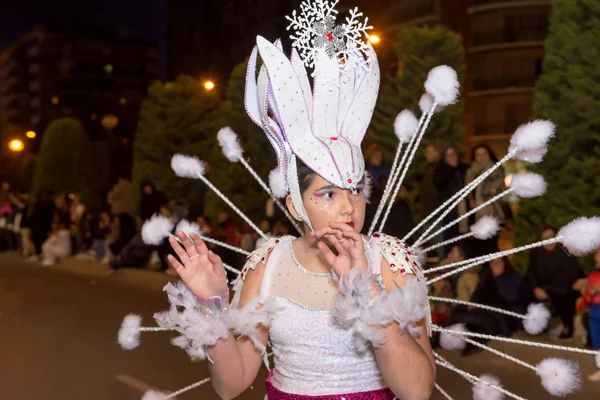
[373,233,380,238]
[275,239,280,243]
[330,137,338,141]
[390,263,396,268]
[326,32,334,42]
[347,178,352,184]
[401,268,406,274]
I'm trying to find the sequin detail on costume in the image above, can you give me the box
[370,232,423,279]
[265,371,395,400]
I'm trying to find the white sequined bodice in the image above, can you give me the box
[260,238,386,395]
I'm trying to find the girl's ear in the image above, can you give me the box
[285,195,302,222]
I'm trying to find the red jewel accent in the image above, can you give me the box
[401,268,406,273]
[391,252,396,256]
[330,137,338,141]
[405,257,409,262]
[326,32,334,42]
[373,233,380,238]
[347,178,352,184]
[275,239,280,243]
[261,257,265,261]
[268,247,272,251]
[390,263,396,268]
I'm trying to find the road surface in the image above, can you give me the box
[0,253,597,399]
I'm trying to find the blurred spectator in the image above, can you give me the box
[465,145,505,256]
[108,213,137,258]
[435,146,468,255]
[256,219,273,249]
[139,180,167,221]
[420,143,442,259]
[90,211,112,260]
[28,191,55,257]
[525,225,584,339]
[365,146,391,191]
[490,256,526,316]
[41,218,71,266]
[107,177,134,216]
[576,249,600,381]
[380,184,414,240]
[197,216,215,237]
[439,243,466,288]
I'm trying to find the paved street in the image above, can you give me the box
[1,252,597,399]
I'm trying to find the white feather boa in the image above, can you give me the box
[154,281,277,360]
[331,267,429,351]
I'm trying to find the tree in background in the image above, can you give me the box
[514,0,600,271]
[32,118,100,207]
[369,25,465,214]
[132,75,222,217]
[203,60,275,224]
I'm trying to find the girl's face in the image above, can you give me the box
[292,174,366,235]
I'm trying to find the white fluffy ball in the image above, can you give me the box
[510,173,547,198]
[269,168,288,198]
[472,374,504,400]
[536,358,581,397]
[175,219,202,238]
[142,390,169,400]
[141,214,174,245]
[419,93,445,114]
[470,216,500,240]
[424,65,460,106]
[558,217,600,255]
[217,126,243,162]
[118,314,142,350]
[440,323,467,350]
[394,110,419,142]
[171,154,205,178]
[508,120,555,154]
[523,303,551,335]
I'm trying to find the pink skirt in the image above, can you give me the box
[265,372,396,400]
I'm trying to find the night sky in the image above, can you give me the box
[0,0,165,49]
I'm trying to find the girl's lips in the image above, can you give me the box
[346,221,355,228]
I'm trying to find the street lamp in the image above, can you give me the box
[368,34,381,45]
[8,139,24,152]
[26,131,36,139]
[204,80,215,91]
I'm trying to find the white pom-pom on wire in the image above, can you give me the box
[171,154,205,178]
[472,374,504,400]
[470,216,500,240]
[523,303,551,335]
[217,126,243,162]
[424,65,460,106]
[142,390,169,400]
[419,93,445,114]
[536,358,581,397]
[508,120,555,154]
[515,146,548,164]
[510,173,547,198]
[394,110,419,142]
[118,314,142,350]
[269,168,288,198]
[440,323,467,350]
[175,219,202,238]
[557,217,600,255]
[141,214,174,245]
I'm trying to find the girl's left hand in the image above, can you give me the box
[312,222,368,278]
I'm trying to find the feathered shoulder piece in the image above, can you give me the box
[370,232,424,280]
[239,236,293,281]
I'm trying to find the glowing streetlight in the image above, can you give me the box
[9,139,24,152]
[368,34,381,45]
[204,80,215,91]
[26,131,36,138]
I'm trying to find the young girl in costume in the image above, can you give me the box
[119,1,600,399]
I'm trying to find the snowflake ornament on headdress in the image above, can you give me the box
[286,0,373,68]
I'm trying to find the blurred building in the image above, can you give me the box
[0,22,159,173]
[375,0,550,158]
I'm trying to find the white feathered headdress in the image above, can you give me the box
[244,0,379,228]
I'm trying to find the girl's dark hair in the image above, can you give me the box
[470,144,498,163]
[296,159,317,195]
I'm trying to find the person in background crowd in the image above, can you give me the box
[364,146,391,192]
[420,143,442,259]
[41,215,71,266]
[526,225,584,339]
[255,219,273,249]
[28,191,55,259]
[139,180,167,222]
[108,213,137,259]
[435,146,468,255]
[465,145,505,257]
[576,249,600,381]
[90,211,112,261]
[107,177,134,216]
